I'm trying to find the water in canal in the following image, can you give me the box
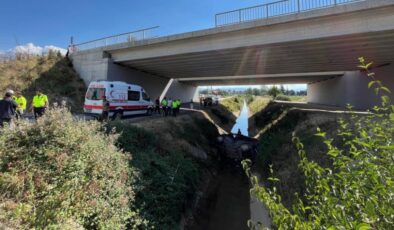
[231,100,249,136]
[188,101,270,230]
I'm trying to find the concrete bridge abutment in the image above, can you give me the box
[307,64,394,109]
[70,51,199,103]
[71,51,173,101]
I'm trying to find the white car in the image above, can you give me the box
[84,81,154,119]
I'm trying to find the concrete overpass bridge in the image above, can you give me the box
[70,0,394,109]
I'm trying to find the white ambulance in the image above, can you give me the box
[84,81,154,119]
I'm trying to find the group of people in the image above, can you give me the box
[155,97,182,117]
[0,89,49,127]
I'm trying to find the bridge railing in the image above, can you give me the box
[72,26,159,52]
[215,0,364,27]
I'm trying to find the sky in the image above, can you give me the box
[0,0,305,90]
[0,0,278,51]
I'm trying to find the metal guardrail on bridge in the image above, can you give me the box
[72,0,366,52]
[215,0,364,27]
[72,26,159,52]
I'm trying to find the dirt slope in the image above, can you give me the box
[0,56,86,112]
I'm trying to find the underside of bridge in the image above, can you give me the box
[71,0,394,109]
[116,31,394,84]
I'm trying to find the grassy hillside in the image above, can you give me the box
[0,56,86,112]
[254,109,341,208]
[109,113,220,229]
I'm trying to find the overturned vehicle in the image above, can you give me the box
[217,134,259,163]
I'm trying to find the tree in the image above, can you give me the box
[243,57,394,229]
[280,85,285,94]
[268,86,280,99]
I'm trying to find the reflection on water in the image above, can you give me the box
[231,100,249,136]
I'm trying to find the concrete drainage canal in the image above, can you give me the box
[186,101,271,230]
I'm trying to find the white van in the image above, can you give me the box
[84,81,154,119]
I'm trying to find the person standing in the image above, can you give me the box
[175,99,182,116]
[161,97,168,116]
[167,97,173,116]
[0,90,18,128]
[155,98,161,114]
[14,92,27,119]
[172,100,177,117]
[102,96,110,121]
[31,90,49,120]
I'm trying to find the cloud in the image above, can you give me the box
[0,43,67,59]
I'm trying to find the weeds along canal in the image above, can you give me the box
[187,101,271,230]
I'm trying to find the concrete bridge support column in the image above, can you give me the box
[307,65,394,109]
[162,79,198,103]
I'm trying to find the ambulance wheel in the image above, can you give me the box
[113,110,123,120]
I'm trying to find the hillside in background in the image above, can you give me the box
[0,55,86,112]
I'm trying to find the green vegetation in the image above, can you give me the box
[220,96,242,113]
[248,96,271,114]
[0,108,219,229]
[273,94,290,101]
[108,115,219,229]
[0,56,86,112]
[288,95,307,102]
[0,108,135,229]
[244,58,394,229]
[268,86,281,99]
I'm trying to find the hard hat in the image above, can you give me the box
[6,89,15,95]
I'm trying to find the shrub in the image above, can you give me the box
[244,58,394,229]
[108,121,201,229]
[275,94,290,101]
[0,108,136,229]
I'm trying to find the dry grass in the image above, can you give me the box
[0,56,86,112]
[248,96,271,115]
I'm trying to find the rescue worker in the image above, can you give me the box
[0,90,17,128]
[155,97,161,114]
[31,89,49,120]
[161,97,168,116]
[14,92,27,119]
[175,99,182,116]
[172,100,178,117]
[102,96,110,121]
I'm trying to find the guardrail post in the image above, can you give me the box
[266,5,269,18]
[297,0,300,12]
[215,15,218,27]
[239,10,242,23]
[334,0,337,5]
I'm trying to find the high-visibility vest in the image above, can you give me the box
[177,100,182,108]
[32,94,48,108]
[15,96,27,110]
[172,101,177,109]
[161,99,167,107]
